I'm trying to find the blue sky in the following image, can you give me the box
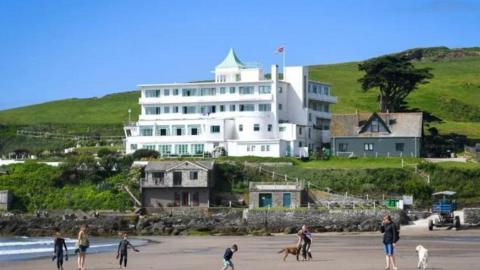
[0,0,479,110]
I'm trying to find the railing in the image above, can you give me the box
[16,129,124,142]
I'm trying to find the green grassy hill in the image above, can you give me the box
[0,47,479,144]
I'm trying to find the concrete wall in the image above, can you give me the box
[332,137,421,157]
[145,167,210,188]
[141,188,210,208]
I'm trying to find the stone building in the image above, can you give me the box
[141,160,215,209]
[249,182,305,209]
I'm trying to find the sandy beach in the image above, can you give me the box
[2,229,479,270]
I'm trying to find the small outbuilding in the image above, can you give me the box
[0,190,12,211]
[249,182,305,209]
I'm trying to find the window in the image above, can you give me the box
[173,172,182,186]
[239,104,255,111]
[145,89,160,97]
[371,118,379,132]
[299,127,302,135]
[220,87,226,94]
[239,124,243,131]
[140,127,153,136]
[200,105,216,114]
[268,124,272,132]
[364,143,374,151]
[173,89,179,96]
[219,105,225,112]
[173,106,179,113]
[190,171,198,180]
[278,103,283,110]
[130,144,137,151]
[200,88,216,96]
[266,145,270,151]
[278,87,283,93]
[395,143,405,152]
[229,87,236,94]
[164,89,170,96]
[247,145,256,152]
[191,144,204,154]
[182,106,196,114]
[188,125,200,135]
[258,104,271,112]
[210,125,220,133]
[239,86,254,95]
[229,104,236,111]
[152,172,164,184]
[339,143,348,152]
[158,144,171,155]
[253,124,260,131]
[143,144,156,150]
[218,75,226,82]
[175,144,188,155]
[308,113,312,122]
[298,142,303,147]
[174,192,180,206]
[279,127,286,132]
[145,107,161,115]
[182,88,197,96]
[163,106,170,113]
[261,145,266,151]
[174,126,185,136]
[258,85,271,94]
[156,126,169,136]
[235,74,241,81]
[126,129,132,137]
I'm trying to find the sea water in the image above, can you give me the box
[0,236,148,262]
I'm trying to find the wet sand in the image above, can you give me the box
[2,229,480,270]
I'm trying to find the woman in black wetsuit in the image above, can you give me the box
[53,229,68,270]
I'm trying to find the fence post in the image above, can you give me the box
[284,174,287,181]
[272,171,275,180]
[401,159,404,168]
[373,201,376,210]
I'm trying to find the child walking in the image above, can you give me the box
[221,244,238,270]
[116,233,139,268]
[52,229,68,270]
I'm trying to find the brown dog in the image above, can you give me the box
[277,246,299,261]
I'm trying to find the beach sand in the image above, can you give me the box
[2,228,479,270]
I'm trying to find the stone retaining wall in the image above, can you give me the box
[463,208,480,224]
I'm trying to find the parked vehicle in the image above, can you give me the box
[428,191,460,230]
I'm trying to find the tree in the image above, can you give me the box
[358,55,433,112]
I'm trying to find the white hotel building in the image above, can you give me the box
[124,49,336,157]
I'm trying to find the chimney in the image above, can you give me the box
[271,65,278,82]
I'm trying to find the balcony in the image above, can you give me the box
[139,93,273,105]
[307,93,337,103]
[310,110,332,120]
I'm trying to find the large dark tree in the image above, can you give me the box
[358,55,433,112]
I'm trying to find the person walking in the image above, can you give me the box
[116,233,139,268]
[296,225,312,261]
[220,244,238,270]
[381,214,399,270]
[52,229,68,270]
[77,224,89,270]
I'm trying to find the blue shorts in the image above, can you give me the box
[223,259,233,268]
[384,243,394,256]
[79,245,88,253]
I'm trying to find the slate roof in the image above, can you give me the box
[145,160,215,171]
[331,112,423,138]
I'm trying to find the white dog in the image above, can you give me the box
[416,245,429,270]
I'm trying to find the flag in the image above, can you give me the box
[275,46,284,54]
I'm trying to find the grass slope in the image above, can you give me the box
[310,54,480,139]
[0,47,479,139]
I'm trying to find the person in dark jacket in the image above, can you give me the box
[220,244,238,270]
[52,229,68,270]
[380,214,398,270]
[116,233,139,268]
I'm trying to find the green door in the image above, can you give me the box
[283,193,291,208]
[259,193,272,208]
